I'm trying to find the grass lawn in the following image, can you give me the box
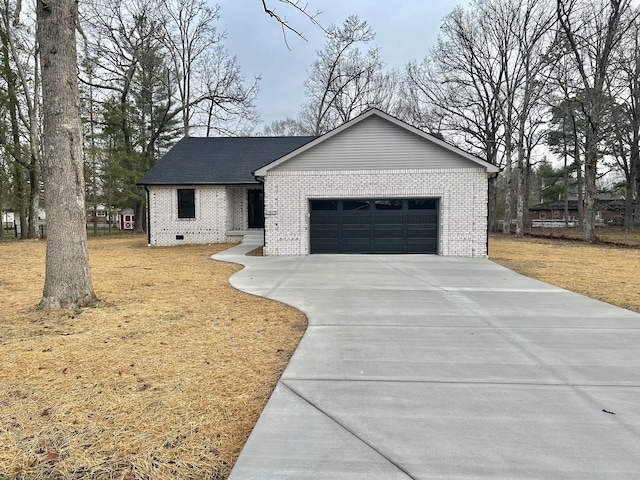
[0,235,306,479]
[1,233,638,479]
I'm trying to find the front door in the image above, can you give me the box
[248,189,265,228]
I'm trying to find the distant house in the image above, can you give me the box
[138,108,499,256]
[2,212,15,230]
[529,196,625,227]
[86,205,110,224]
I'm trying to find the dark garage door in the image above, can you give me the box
[310,198,438,254]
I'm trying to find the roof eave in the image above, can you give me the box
[137,180,261,186]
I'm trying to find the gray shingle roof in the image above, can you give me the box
[137,136,317,185]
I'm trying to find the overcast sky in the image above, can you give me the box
[214,0,469,130]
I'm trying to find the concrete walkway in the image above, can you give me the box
[214,235,640,479]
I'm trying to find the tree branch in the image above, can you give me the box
[261,0,324,49]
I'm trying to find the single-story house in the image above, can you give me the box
[529,196,625,227]
[137,108,499,256]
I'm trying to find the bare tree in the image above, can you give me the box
[300,15,383,135]
[546,52,587,229]
[483,0,555,236]
[605,8,640,230]
[262,117,309,136]
[37,0,96,308]
[199,45,259,137]
[260,0,323,47]
[405,5,505,229]
[80,0,258,231]
[557,0,635,241]
[162,0,227,137]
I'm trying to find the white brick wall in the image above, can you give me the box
[263,168,489,257]
[229,186,250,230]
[147,185,255,246]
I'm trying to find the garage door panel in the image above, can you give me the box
[375,216,404,226]
[341,239,371,253]
[408,225,437,236]
[310,198,439,254]
[408,240,437,253]
[342,229,370,239]
[374,227,404,239]
[311,229,338,239]
[312,241,340,253]
[373,240,404,253]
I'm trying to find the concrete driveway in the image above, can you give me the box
[214,234,640,479]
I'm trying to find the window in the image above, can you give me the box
[177,189,195,218]
[374,200,403,210]
[539,211,546,219]
[310,200,338,211]
[342,200,370,211]
[408,199,437,210]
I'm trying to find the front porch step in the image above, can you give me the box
[227,229,264,240]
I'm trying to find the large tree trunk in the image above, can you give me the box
[27,154,40,238]
[502,129,513,235]
[515,114,527,238]
[38,0,97,309]
[627,121,640,231]
[572,116,584,230]
[515,163,526,238]
[134,198,146,233]
[583,130,598,242]
[502,167,512,234]
[563,141,570,226]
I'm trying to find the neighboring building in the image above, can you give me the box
[529,196,625,228]
[86,205,132,229]
[119,208,135,230]
[138,109,499,256]
[2,212,15,230]
[86,205,110,224]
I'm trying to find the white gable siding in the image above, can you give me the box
[272,115,473,171]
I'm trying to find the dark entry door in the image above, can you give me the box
[248,190,265,228]
[309,198,439,254]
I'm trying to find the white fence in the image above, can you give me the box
[531,219,577,228]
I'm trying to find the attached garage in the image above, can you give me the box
[255,109,499,257]
[309,198,438,254]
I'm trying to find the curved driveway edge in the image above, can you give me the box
[214,236,640,479]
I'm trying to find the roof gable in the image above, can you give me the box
[255,109,499,175]
[137,136,316,185]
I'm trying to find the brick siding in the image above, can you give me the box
[147,185,254,246]
[263,168,489,257]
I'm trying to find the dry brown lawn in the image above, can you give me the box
[0,235,306,479]
[524,226,640,246]
[490,233,640,314]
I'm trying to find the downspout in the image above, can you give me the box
[254,173,265,251]
[144,186,151,246]
[487,172,499,256]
